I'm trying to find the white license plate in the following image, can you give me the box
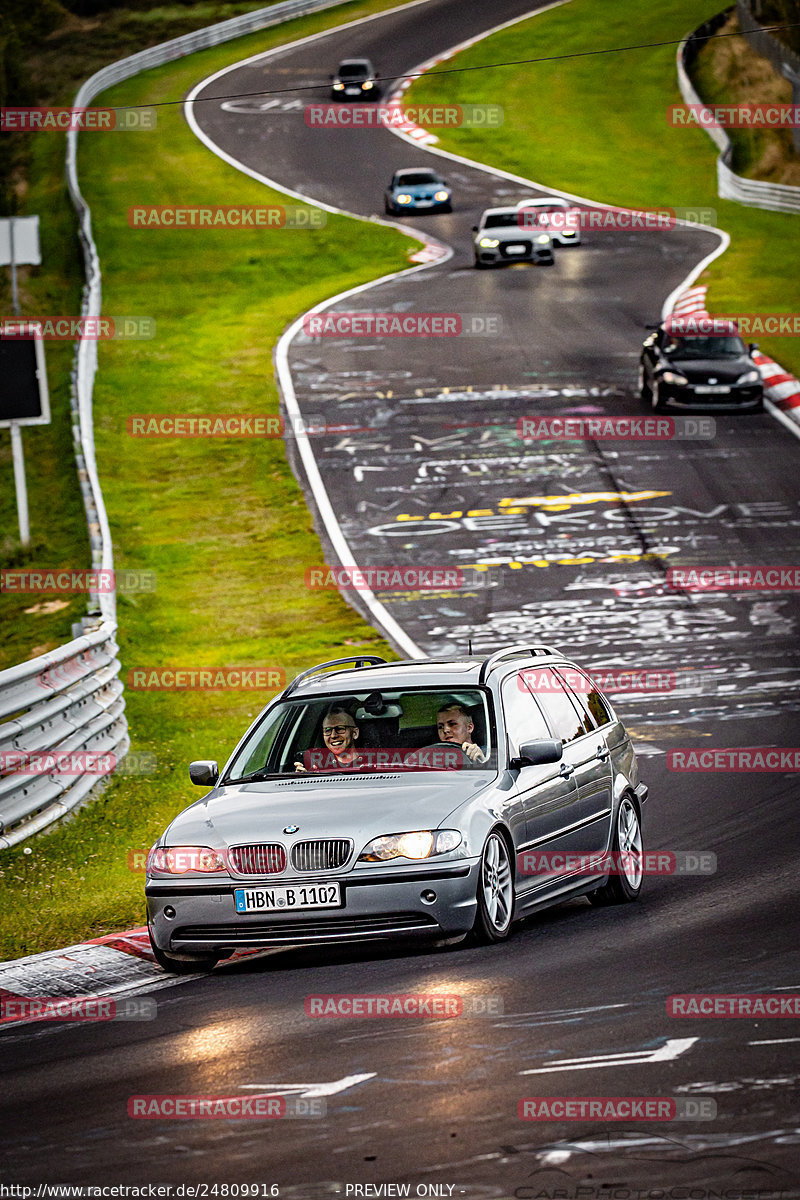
[415,200,433,207]
[345,88,361,95]
[235,883,342,913]
[694,385,730,394]
[505,244,526,254]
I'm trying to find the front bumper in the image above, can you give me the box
[475,242,554,265]
[657,381,763,409]
[146,860,481,952]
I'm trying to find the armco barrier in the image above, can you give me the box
[0,0,355,848]
[677,9,800,213]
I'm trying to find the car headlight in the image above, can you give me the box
[358,829,463,862]
[362,80,374,89]
[147,845,227,874]
[396,194,413,204]
[660,370,689,386]
[434,190,449,202]
[562,230,576,236]
[333,82,344,91]
[536,234,551,244]
[478,237,500,248]
[736,369,759,384]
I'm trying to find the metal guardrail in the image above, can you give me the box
[677,9,800,213]
[0,0,353,849]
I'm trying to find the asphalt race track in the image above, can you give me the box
[2,0,800,1193]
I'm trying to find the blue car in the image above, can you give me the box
[384,168,452,215]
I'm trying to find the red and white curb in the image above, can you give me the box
[670,286,800,433]
[0,927,274,1028]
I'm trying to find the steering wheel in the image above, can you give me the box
[413,742,470,769]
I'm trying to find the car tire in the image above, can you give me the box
[471,830,514,943]
[474,258,487,269]
[588,795,643,906]
[442,204,452,214]
[148,925,221,974]
[650,381,668,412]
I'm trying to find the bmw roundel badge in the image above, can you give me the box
[283,824,299,834]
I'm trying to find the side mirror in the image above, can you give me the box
[749,342,759,352]
[510,738,563,769]
[189,760,219,786]
[471,225,478,232]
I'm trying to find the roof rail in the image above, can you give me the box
[283,655,388,698]
[478,644,560,685]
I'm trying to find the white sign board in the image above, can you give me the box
[0,217,41,266]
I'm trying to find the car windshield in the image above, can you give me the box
[483,213,519,228]
[224,687,496,781]
[667,335,747,358]
[338,64,369,78]
[396,172,439,186]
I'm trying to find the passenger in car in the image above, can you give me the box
[437,702,487,764]
[295,706,361,772]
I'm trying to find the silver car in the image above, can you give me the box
[473,206,555,267]
[516,196,582,246]
[146,645,649,973]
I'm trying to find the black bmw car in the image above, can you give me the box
[639,319,764,411]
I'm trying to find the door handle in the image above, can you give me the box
[595,745,610,761]
[559,762,575,777]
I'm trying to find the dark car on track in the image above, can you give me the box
[385,168,452,214]
[639,318,764,412]
[146,644,648,973]
[330,58,379,100]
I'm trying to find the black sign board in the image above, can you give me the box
[0,335,50,427]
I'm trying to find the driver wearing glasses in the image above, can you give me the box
[295,707,361,773]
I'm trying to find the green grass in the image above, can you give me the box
[406,0,800,376]
[0,0,425,959]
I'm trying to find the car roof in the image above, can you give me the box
[479,206,520,218]
[285,647,568,698]
[338,58,372,69]
[394,168,439,178]
[516,197,572,207]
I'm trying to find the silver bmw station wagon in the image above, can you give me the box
[146,644,649,972]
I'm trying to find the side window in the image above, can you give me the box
[578,672,618,724]
[554,666,598,735]
[501,673,550,754]
[520,667,586,745]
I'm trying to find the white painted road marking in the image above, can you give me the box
[239,1072,375,1097]
[519,1037,698,1074]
